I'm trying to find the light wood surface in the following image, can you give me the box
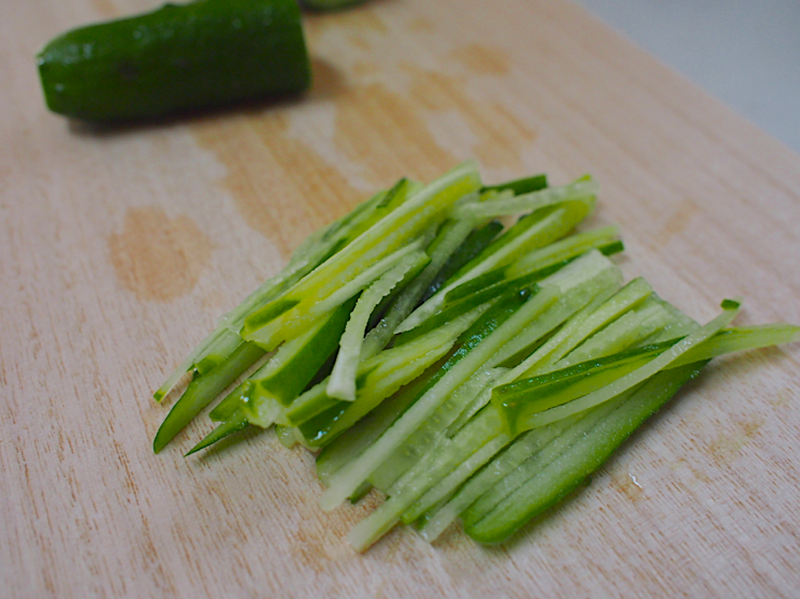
[3,0,799,597]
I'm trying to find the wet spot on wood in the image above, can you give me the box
[611,469,645,503]
[91,0,117,18]
[189,32,536,249]
[450,43,512,76]
[332,82,460,182]
[109,206,212,302]
[305,7,387,46]
[191,108,360,257]
[770,388,791,408]
[349,34,372,51]
[472,102,538,168]
[671,457,713,484]
[406,65,536,169]
[655,197,700,245]
[310,56,348,98]
[706,415,765,464]
[408,16,435,33]
[352,61,380,77]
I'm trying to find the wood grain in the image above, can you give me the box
[2,0,799,597]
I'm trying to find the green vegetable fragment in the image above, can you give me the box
[153,341,265,454]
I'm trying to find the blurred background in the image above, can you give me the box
[575,0,800,154]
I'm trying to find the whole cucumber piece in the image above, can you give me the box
[301,0,367,11]
[36,0,311,121]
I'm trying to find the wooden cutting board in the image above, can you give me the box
[3,0,799,597]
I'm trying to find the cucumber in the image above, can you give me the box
[148,161,799,552]
[301,0,367,10]
[36,0,311,121]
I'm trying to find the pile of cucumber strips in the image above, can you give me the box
[153,162,799,551]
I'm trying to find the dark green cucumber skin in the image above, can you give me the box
[37,0,311,121]
[301,0,368,11]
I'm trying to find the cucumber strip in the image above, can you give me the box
[319,254,618,511]
[493,340,678,436]
[391,280,539,348]
[328,252,430,401]
[554,299,673,369]
[286,303,491,427]
[299,343,457,447]
[461,391,631,528]
[446,276,666,439]
[153,184,403,450]
[464,363,705,543]
[289,304,490,445]
[398,258,582,347]
[367,251,622,494]
[440,240,623,312]
[369,365,509,494]
[184,409,249,457]
[443,227,622,306]
[241,163,482,351]
[482,174,548,196]
[315,360,443,486]
[403,430,510,525]
[154,329,244,402]
[642,296,700,342]
[311,240,429,318]
[452,177,598,220]
[418,415,581,542]
[519,277,653,378]
[318,282,564,511]
[153,341,266,453]
[483,251,622,370]
[516,300,741,431]
[366,285,547,493]
[415,255,619,459]
[506,227,621,280]
[362,218,479,358]
[396,195,596,334]
[393,408,508,514]
[388,276,650,522]
[255,298,357,406]
[154,329,232,403]
[275,424,300,448]
[237,297,357,428]
[155,184,391,403]
[348,408,510,552]
[671,323,800,367]
[394,282,675,517]
[208,381,246,422]
[395,208,576,333]
[495,321,800,435]
[420,220,505,304]
[218,198,372,331]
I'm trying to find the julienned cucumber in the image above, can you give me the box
[151,161,799,551]
[37,0,310,121]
